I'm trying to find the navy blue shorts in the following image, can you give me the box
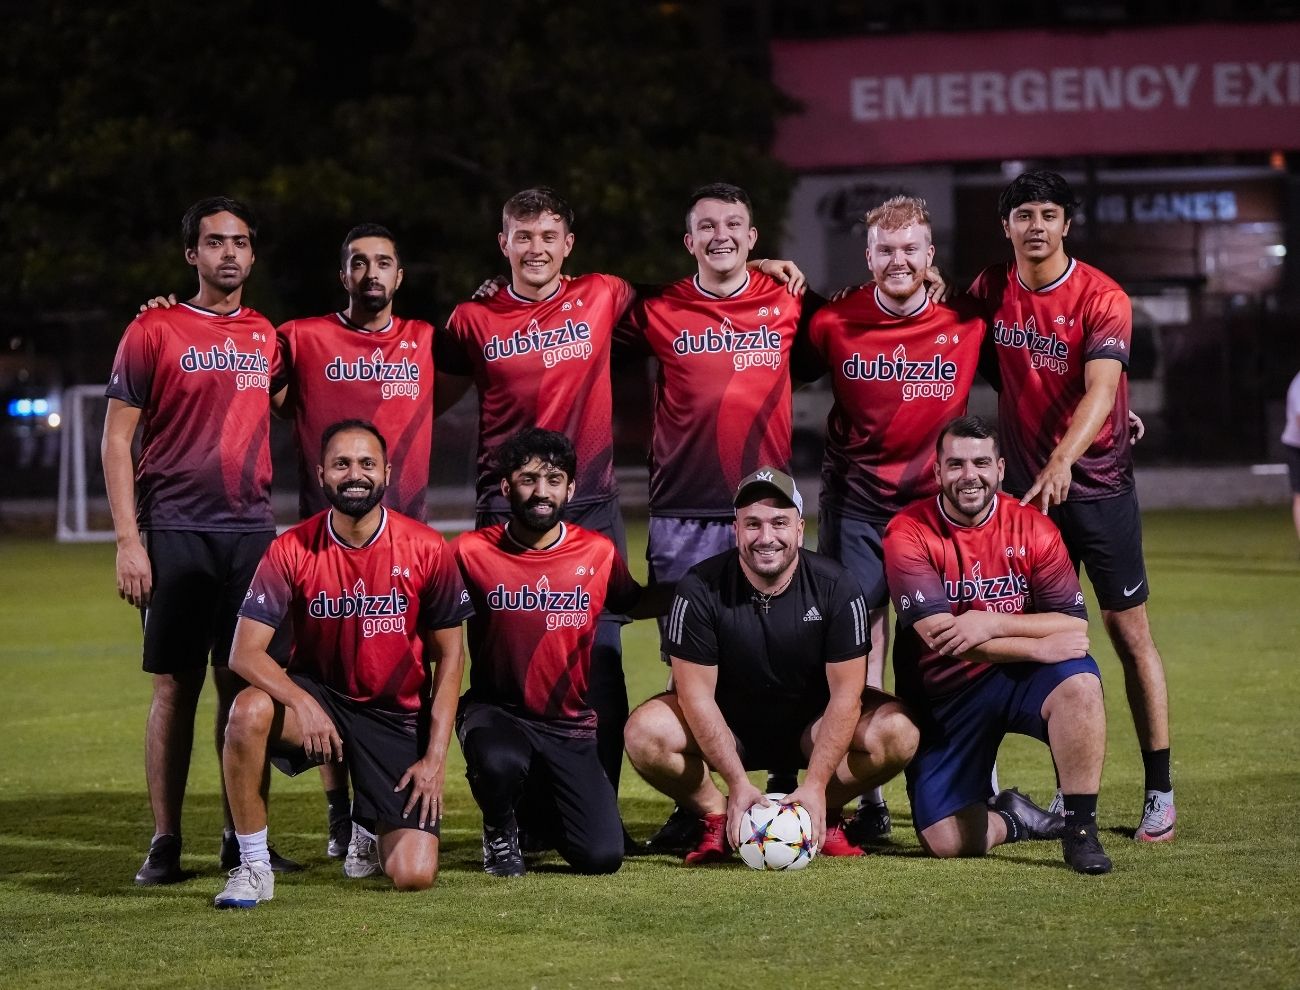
[905,656,1102,831]
[816,506,889,608]
[1048,491,1150,612]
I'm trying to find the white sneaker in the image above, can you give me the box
[213,861,274,909]
[344,824,381,878]
[327,815,351,859]
[1135,789,1176,842]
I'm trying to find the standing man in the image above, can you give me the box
[274,224,437,874]
[436,188,636,796]
[884,416,1112,874]
[795,195,986,840]
[214,420,471,907]
[970,170,1175,841]
[624,468,919,863]
[1283,369,1300,548]
[103,196,293,884]
[454,428,666,877]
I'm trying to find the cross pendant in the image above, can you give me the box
[760,600,770,614]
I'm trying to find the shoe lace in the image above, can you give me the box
[228,862,267,888]
[347,835,375,859]
[1140,793,1169,825]
[485,829,519,862]
[1069,826,1104,854]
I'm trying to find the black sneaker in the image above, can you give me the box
[483,823,525,878]
[135,834,189,886]
[990,788,1069,841]
[219,831,305,873]
[644,805,703,854]
[844,799,892,845]
[1062,824,1113,875]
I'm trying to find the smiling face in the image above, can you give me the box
[186,211,255,295]
[866,221,934,307]
[499,211,573,298]
[319,428,390,519]
[1002,200,1071,266]
[685,197,756,282]
[734,497,804,588]
[934,433,1004,525]
[341,236,403,315]
[501,456,574,536]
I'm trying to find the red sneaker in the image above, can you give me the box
[684,812,731,865]
[820,814,866,857]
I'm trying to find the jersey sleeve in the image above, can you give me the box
[418,539,476,630]
[613,295,651,355]
[435,310,475,376]
[105,318,155,407]
[1082,286,1132,366]
[662,571,719,666]
[822,569,870,662]
[597,274,637,321]
[790,305,830,383]
[602,547,643,615]
[271,321,293,394]
[1027,518,1089,620]
[239,536,295,629]
[883,515,953,628]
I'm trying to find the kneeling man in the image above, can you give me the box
[884,415,1111,874]
[625,468,919,863]
[215,419,472,907]
[454,428,667,878]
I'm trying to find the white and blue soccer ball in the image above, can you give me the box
[737,794,816,871]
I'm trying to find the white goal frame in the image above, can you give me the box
[56,384,115,542]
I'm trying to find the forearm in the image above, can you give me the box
[802,693,860,792]
[420,642,464,764]
[981,612,1086,639]
[679,694,748,791]
[1047,364,1120,469]
[231,644,313,708]
[101,423,140,542]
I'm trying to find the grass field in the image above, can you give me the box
[2,508,1299,989]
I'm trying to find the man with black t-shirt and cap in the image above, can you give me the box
[624,468,918,864]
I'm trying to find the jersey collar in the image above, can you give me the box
[873,286,929,318]
[1016,257,1076,294]
[937,492,999,530]
[180,302,242,318]
[327,506,388,549]
[506,281,564,305]
[692,271,750,299]
[336,311,394,334]
[504,520,567,552]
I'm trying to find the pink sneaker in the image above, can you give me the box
[819,814,866,857]
[684,813,732,865]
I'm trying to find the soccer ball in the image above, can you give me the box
[737,794,816,871]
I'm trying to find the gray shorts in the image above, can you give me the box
[648,516,736,661]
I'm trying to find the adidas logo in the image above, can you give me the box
[802,606,822,622]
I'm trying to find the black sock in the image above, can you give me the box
[1062,793,1098,831]
[994,808,1023,843]
[1142,749,1172,793]
[325,787,351,823]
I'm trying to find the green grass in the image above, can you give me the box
[2,508,1299,988]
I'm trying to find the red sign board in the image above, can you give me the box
[772,23,1300,168]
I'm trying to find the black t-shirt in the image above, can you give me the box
[664,548,868,729]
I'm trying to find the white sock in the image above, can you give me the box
[236,827,271,869]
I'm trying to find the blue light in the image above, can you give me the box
[32,398,48,415]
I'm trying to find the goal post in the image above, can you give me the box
[57,384,115,542]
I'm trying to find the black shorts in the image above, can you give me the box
[728,710,816,773]
[816,506,889,609]
[1049,490,1151,611]
[1285,444,1300,495]
[271,674,440,836]
[142,529,276,674]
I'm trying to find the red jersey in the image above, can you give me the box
[969,259,1133,500]
[438,274,635,513]
[106,303,277,531]
[619,272,802,517]
[240,508,473,714]
[453,522,641,736]
[276,313,435,521]
[801,289,986,524]
[884,494,1087,701]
